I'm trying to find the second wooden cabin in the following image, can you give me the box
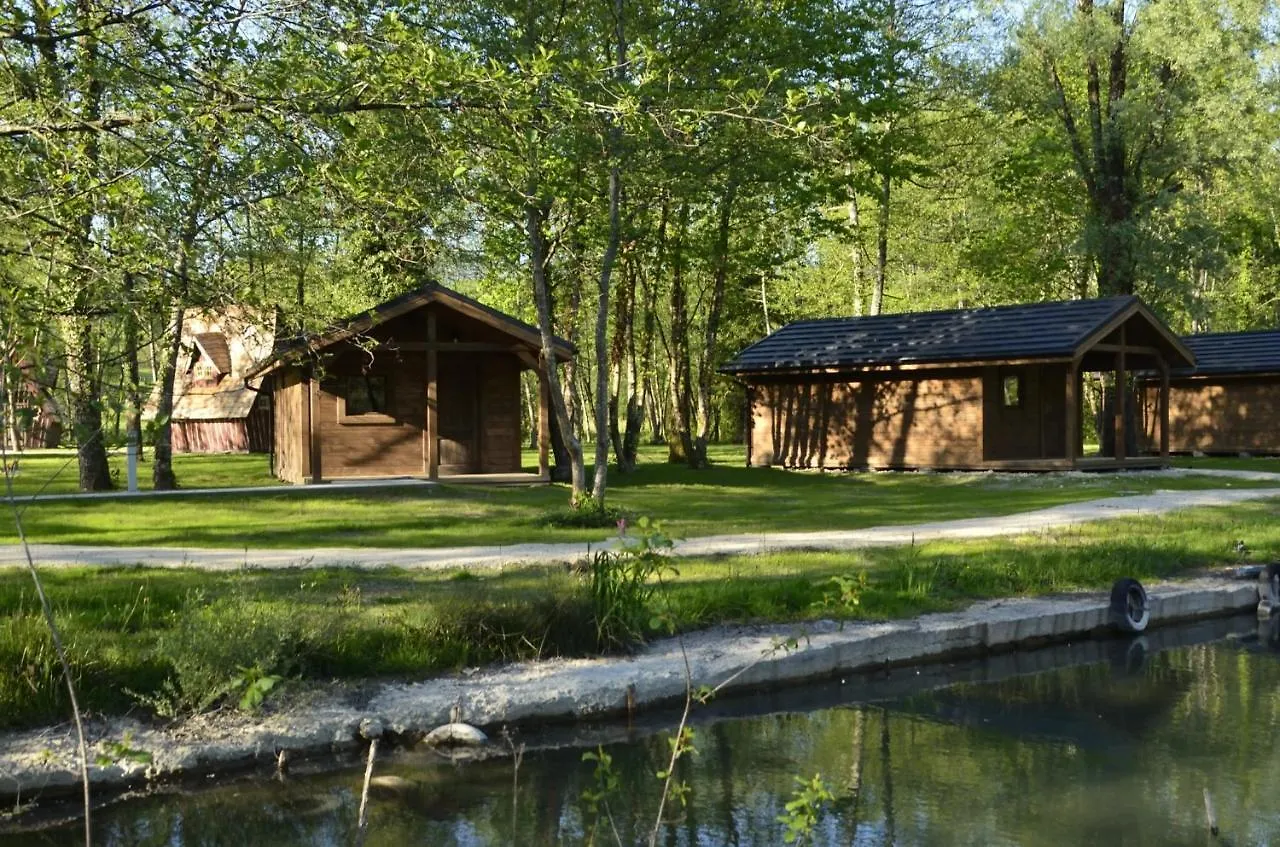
[721,296,1194,472]
[1139,329,1280,455]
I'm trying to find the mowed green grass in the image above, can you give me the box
[1,451,277,497]
[2,498,1275,729]
[1,445,1277,549]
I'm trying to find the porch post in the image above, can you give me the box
[1115,340,1127,462]
[537,361,550,480]
[426,310,439,481]
[1065,361,1078,468]
[1159,359,1170,459]
[307,366,323,484]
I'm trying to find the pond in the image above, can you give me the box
[6,615,1280,846]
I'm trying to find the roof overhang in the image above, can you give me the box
[247,284,575,378]
[1072,298,1196,368]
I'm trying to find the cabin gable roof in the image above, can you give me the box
[249,283,574,377]
[1170,329,1280,378]
[721,296,1193,376]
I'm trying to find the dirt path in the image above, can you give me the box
[1,474,1277,570]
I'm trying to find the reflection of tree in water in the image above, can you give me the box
[896,653,1194,751]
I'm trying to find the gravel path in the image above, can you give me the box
[1,471,1277,571]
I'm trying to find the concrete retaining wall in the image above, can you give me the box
[0,577,1260,805]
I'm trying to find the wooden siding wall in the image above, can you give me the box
[173,420,249,453]
[981,364,1069,461]
[1139,377,1280,454]
[749,371,986,469]
[272,367,308,482]
[478,355,522,473]
[318,350,427,478]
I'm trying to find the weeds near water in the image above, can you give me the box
[779,774,836,844]
[0,371,93,846]
[590,518,675,651]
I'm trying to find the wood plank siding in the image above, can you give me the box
[748,363,1071,470]
[272,367,308,483]
[1140,376,1280,455]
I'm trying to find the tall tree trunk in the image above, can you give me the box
[67,319,112,491]
[848,195,865,315]
[151,301,184,490]
[607,256,632,471]
[527,197,587,500]
[692,179,737,468]
[619,257,644,471]
[667,203,697,464]
[123,273,144,461]
[871,169,890,316]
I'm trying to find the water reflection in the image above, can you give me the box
[7,619,1280,846]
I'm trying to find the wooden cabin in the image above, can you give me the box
[1138,329,1280,455]
[721,296,1194,472]
[249,284,573,484]
[147,309,274,453]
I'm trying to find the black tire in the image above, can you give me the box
[1110,578,1149,633]
[1261,563,1280,611]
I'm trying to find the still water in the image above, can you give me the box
[6,616,1280,846]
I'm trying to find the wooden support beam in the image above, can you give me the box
[1065,360,1078,466]
[1159,359,1170,459]
[426,310,439,481]
[307,366,323,484]
[1088,343,1163,356]
[381,341,527,354]
[537,364,550,480]
[1115,327,1127,462]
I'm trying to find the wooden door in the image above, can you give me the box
[437,354,478,473]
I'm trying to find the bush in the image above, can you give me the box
[537,499,626,529]
[591,519,675,650]
[153,592,328,714]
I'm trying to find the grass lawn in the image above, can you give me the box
[1,444,1278,549]
[1,451,277,497]
[2,498,1276,729]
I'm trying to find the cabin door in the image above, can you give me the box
[436,354,479,474]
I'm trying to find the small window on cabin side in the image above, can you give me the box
[344,375,389,416]
[1002,374,1022,409]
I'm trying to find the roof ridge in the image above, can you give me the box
[780,295,1135,329]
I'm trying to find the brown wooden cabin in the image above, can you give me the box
[13,359,62,448]
[721,296,1195,472]
[1137,329,1280,455]
[248,284,573,484]
[146,308,274,453]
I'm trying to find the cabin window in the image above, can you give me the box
[340,375,391,420]
[1001,374,1022,409]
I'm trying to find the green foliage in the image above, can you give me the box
[538,501,625,529]
[580,746,621,843]
[590,518,675,650]
[96,732,154,768]
[156,592,320,714]
[778,773,835,844]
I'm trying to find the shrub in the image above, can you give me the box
[591,519,675,650]
[153,592,327,714]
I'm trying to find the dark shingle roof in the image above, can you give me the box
[1176,330,1280,377]
[722,296,1140,374]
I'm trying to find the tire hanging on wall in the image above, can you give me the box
[1110,578,1149,633]
[1257,563,1280,619]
